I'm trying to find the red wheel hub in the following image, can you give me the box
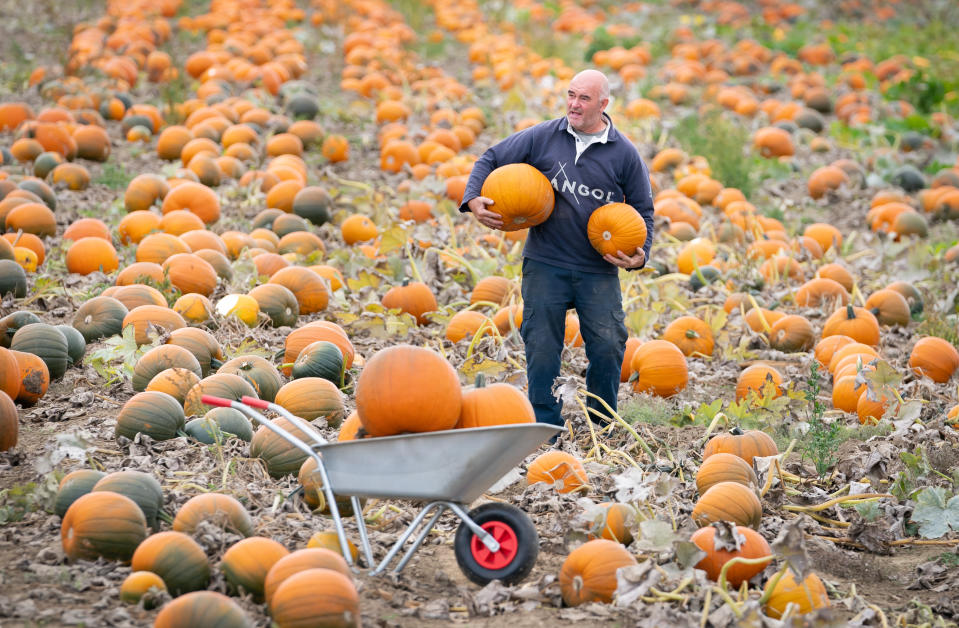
[470,520,518,570]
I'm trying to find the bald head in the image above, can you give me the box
[570,69,610,100]
[566,69,610,133]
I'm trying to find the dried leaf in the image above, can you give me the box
[770,516,811,579]
[633,519,677,552]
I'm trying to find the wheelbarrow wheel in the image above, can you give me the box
[453,502,538,586]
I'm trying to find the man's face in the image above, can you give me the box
[566,77,608,133]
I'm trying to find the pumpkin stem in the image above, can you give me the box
[210,357,223,370]
[474,373,487,388]
[729,426,744,436]
[845,304,855,319]
[685,329,700,339]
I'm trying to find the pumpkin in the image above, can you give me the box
[586,502,636,545]
[123,305,187,345]
[10,349,49,405]
[205,407,253,442]
[768,315,815,352]
[291,340,344,385]
[173,293,215,325]
[92,470,164,530]
[306,530,360,562]
[162,253,219,296]
[136,232,192,264]
[0,260,27,298]
[10,323,69,379]
[183,374,258,417]
[248,283,299,327]
[354,345,461,437]
[124,174,170,212]
[691,523,771,586]
[445,310,495,344]
[116,390,186,442]
[813,335,855,368]
[586,202,648,257]
[153,590,250,627]
[131,531,210,595]
[764,571,830,619]
[6,202,56,237]
[109,284,168,311]
[827,342,880,374]
[0,345,20,399]
[909,337,959,383]
[167,327,223,376]
[250,417,315,478]
[297,457,362,517]
[147,368,201,406]
[173,493,254,537]
[0,388,16,452]
[61,492,148,562]
[815,263,854,293]
[216,355,282,402]
[480,163,555,231]
[559,539,637,606]
[270,568,359,626]
[340,214,377,244]
[696,451,760,496]
[274,377,345,426]
[692,481,763,529]
[802,222,842,253]
[630,339,688,397]
[55,325,85,365]
[133,344,203,392]
[822,305,880,346]
[54,469,106,518]
[886,280,923,316]
[703,429,779,465]
[221,537,290,600]
[527,451,589,493]
[268,266,328,314]
[195,249,233,281]
[161,181,221,224]
[735,364,783,401]
[263,548,352,606]
[381,280,438,325]
[120,571,167,608]
[676,238,715,274]
[277,231,326,257]
[662,316,714,357]
[456,374,535,428]
[865,289,911,327]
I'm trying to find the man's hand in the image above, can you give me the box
[604,249,646,269]
[467,196,503,230]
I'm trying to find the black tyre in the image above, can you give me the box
[453,502,538,586]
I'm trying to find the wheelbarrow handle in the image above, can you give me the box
[240,395,269,409]
[201,394,235,408]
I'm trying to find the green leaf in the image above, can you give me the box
[911,487,959,539]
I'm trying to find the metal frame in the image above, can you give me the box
[199,394,554,576]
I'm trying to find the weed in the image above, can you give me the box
[670,110,754,196]
[915,310,959,347]
[618,396,677,427]
[801,362,842,479]
[939,551,959,568]
[94,161,133,190]
[0,475,59,524]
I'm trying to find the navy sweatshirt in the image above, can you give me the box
[459,115,655,275]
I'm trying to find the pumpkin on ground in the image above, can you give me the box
[263,548,352,606]
[703,429,779,465]
[220,536,290,600]
[764,570,830,618]
[269,568,360,626]
[559,539,637,606]
[691,523,771,587]
[130,531,211,596]
[692,481,764,529]
[61,491,148,562]
[153,591,251,627]
[173,493,254,537]
[527,451,589,493]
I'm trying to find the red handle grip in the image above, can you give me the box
[201,395,235,408]
[241,396,269,409]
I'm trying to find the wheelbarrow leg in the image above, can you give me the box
[370,501,446,576]
[392,506,447,574]
[352,496,375,568]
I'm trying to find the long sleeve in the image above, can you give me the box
[458,125,540,213]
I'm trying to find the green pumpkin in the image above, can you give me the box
[10,323,69,379]
[206,407,253,442]
[71,296,128,343]
[131,531,211,596]
[92,470,165,530]
[291,340,344,386]
[54,469,106,518]
[0,311,42,347]
[116,390,186,442]
[54,325,86,365]
[0,260,28,300]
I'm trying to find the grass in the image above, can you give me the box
[93,162,133,190]
[670,109,755,196]
[618,395,677,427]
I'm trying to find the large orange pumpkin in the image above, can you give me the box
[559,539,637,606]
[480,163,555,231]
[587,202,648,257]
[691,524,771,587]
[456,375,535,428]
[61,491,148,562]
[630,339,688,397]
[354,345,461,437]
[526,451,589,493]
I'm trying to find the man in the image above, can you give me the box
[459,69,655,429]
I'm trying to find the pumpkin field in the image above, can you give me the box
[3,0,959,625]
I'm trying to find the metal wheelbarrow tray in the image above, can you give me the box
[201,394,560,586]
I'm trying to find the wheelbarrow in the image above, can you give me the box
[201,394,561,585]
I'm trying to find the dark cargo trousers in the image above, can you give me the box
[519,258,628,427]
